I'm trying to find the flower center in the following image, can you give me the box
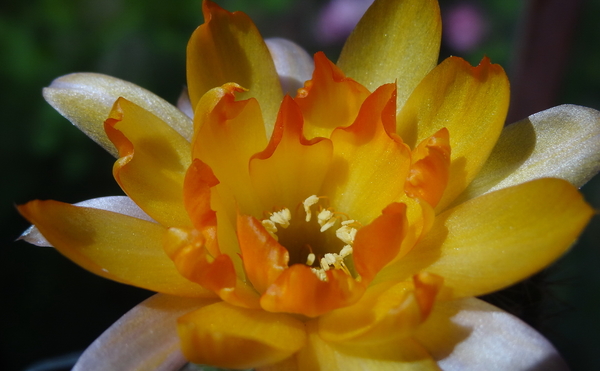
[260,195,361,281]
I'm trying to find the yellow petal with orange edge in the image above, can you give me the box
[187,0,283,132]
[192,84,267,219]
[337,0,441,112]
[295,52,370,140]
[177,301,306,369]
[237,213,289,294]
[104,98,192,228]
[318,273,442,345]
[322,83,412,225]
[18,200,212,298]
[250,96,333,210]
[396,56,509,211]
[298,320,440,371]
[405,128,451,207]
[260,264,365,318]
[353,203,408,283]
[163,227,260,309]
[375,178,594,298]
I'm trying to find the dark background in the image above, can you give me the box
[1,0,599,370]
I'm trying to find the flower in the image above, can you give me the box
[18,0,600,370]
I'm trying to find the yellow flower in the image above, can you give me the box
[19,0,600,370]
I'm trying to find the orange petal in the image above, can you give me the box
[192,83,267,218]
[18,200,212,297]
[323,83,412,225]
[353,203,408,283]
[163,227,260,308]
[178,301,306,369]
[295,52,370,140]
[187,1,283,131]
[237,213,290,294]
[250,96,333,210]
[260,264,365,318]
[298,321,440,370]
[317,273,443,345]
[396,56,510,211]
[104,97,192,228]
[405,127,451,207]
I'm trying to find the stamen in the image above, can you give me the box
[339,245,353,258]
[270,208,292,228]
[320,257,330,271]
[311,267,328,281]
[261,219,278,240]
[306,253,316,266]
[317,209,334,227]
[336,225,357,245]
[303,195,319,222]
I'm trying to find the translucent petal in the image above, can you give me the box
[19,196,153,247]
[265,38,314,96]
[396,56,510,211]
[73,294,216,371]
[105,98,192,228]
[187,1,283,133]
[43,73,192,157]
[297,321,440,371]
[453,104,600,207]
[375,178,593,298]
[337,0,441,111]
[178,301,306,369]
[415,298,569,371]
[18,200,213,297]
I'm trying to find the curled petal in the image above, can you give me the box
[18,200,212,297]
[105,98,192,228]
[43,73,192,157]
[265,37,314,95]
[415,298,569,371]
[187,0,283,132]
[178,301,307,369]
[19,196,153,247]
[260,264,365,318]
[405,128,451,207]
[454,104,600,206]
[338,0,441,110]
[73,294,216,371]
[318,273,443,345]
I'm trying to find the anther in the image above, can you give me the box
[303,195,319,222]
[306,253,316,266]
[270,208,291,228]
[336,225,357,245]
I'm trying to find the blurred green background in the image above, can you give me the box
[1,0,599,370]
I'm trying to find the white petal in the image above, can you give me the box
[43,73,193,157]
[265,38,314,96]
[453,104,600,206]
[416,298,569,371]
[19,196,153,247]
[177,88,194,119]
[72,294,212,371]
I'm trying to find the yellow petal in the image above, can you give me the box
[250,96,334,210]
[105,98,192,228]
[192,84,267,219]
[376,178,594,298]
[73,294,216,371]
[187,0,283,132]
[396,56,510,211]
[323,83,412,224]
[337,0,441,111]
[295,52,370,140]
[18,200,213,297]
[318,273,442,345]
[43,73,192,157]
[453,104,600,207]
[298,320,440,371]
[178,301,306,369]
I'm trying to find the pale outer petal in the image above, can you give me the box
[265,38,314,96]
[420,298,569,371]
[453,104,600,206]
[177,88,194,119]
[19,196,154,247]
[72,294,213,371]
[43,73,193,157]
